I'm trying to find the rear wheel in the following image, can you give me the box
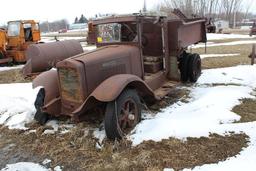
[34,88,49,125]
[188,53,201,83]
[104,89,141,140]
[179,52,192,82]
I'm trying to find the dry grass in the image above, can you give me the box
[233,98,256,123]
[0,126,249,171]
[192,44,253,69]
[221,28,250,35]
[0,69,32,84]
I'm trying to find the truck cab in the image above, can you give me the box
[6,20,41,63]
[0,29,7,59]
[33,14,206,140]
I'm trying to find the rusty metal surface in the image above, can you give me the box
[55,45,143,117]
[23,40,83,76]
[72,74,155,117]
[172,8,188,21]
[86,21,96,44]
[168,19,206,55]
[90,14,206,56]
[34,14,206,121]
[249,44,256,65]
[33,70,61,116]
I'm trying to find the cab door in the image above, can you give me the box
[32,23,41,42]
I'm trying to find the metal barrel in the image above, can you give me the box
[23,40,84,76]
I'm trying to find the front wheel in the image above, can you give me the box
[34,88,49,125]
[104,89,141,140]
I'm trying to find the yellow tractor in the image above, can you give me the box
[0,20,41,64]
[0,28,7,62]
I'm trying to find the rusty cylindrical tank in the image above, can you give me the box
[23,40,84,76]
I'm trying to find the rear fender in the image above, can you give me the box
[72,74,155,116]
[33,69,61,116]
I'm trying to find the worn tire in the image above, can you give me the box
[104,89,141,140]
[34,88,49,125]
[179,53,192,82]
[188,53,201,83]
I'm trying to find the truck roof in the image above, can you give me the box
[92,14,166,25]
[7,20,38,24]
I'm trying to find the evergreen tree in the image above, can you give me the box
[74,17,78,24]
[78,14,88,23]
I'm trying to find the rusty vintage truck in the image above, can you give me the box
[250,22,256,36]
[33,14,206,140]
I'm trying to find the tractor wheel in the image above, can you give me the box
[34,88,49,125]
[179,53,192,82]
[188,53,201,83]
[104,89,141,140]
[0,51,4,59]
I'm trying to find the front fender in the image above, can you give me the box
[72,74,155,116]
[33,69,61,116]
[92,74,154,102]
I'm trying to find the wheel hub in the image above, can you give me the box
[128,114,135,121]
[118,98,138,134]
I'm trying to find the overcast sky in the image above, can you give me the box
[0,0,255,25]
[0,0,160,25]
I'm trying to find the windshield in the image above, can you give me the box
[7,22,20,37]
[97,23,121,43]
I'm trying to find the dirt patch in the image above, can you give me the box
[233,98,256,123]
[0,124,249,171]
[150,87,191,112]
[0,69,32,84]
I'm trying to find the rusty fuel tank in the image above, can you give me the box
[23,40,84,76]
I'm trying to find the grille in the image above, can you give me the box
[58,68,83,103]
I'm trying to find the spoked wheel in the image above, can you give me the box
[118,97,139,134]
[104,89,141,140]
[188,53,201,83]
[34,88,49,125]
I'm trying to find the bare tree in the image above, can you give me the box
[155,0,253,25]
[243,0,253,19]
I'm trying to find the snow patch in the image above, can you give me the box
[83,45,96,51]
[42,159,51,165]
[207,33,255,40]
[1,162,48,171]
[0,65,24,72]
[93,128,106,145]
[130,65,256,145]
[0,83,40,129]
[200,53,240,59]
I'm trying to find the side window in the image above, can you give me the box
[7,22,21,37]
[33,24,39,31]
[23,23,33,41]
